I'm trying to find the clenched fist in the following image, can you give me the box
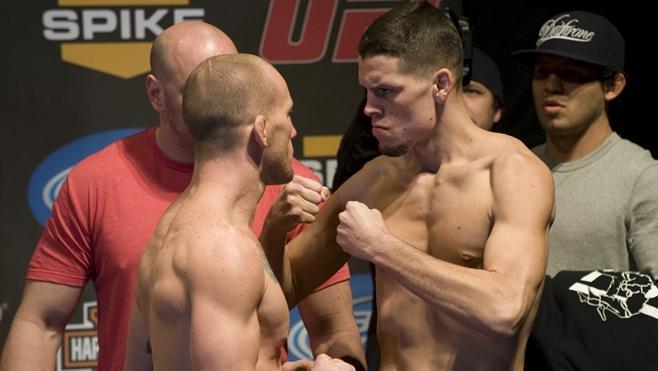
[266,175,330,234]
[282,354,356,371]
[337,201,389,262]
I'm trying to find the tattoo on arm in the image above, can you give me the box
[262,258,279,284]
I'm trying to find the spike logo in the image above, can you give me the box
[42,0,205,78]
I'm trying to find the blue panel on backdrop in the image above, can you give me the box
[27,128,144,226]
[287,272,374,361]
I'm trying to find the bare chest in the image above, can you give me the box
[373,168,493,268]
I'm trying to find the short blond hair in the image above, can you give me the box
[183,53,276,157]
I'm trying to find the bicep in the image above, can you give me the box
[188,294,261,369]
[30,177,94,284]
[186,247,264,369]
[485,156,554,292]
[14,280,82,329]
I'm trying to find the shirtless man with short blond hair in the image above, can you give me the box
[263,3,555,370]
[126,53,354,371]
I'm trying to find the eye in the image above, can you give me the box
[533,64,599,83]
[373,87,391,97]
[533,66,549,80]
[555,67,597,83]
[463,86,482,96]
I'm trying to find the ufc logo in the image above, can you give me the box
[260,0,441,64]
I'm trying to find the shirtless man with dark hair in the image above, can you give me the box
[264,3,555,370]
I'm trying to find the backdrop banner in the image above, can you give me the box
[0,0,651,369]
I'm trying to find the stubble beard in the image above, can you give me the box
[261,138,294,185]
[379,142,408,157]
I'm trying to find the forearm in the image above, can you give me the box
[1,317,63,371]
[310,330,366,371]
[261,222,351,307]
[632,242,658,280]
[372,236,531,338]
[259,225,296,307]
[299,281,366,370]
[123,303,153,371]
[630,202,658,279]
[1,281,81,371]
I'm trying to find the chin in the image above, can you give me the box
[379,143,408,157]
[262,166,293,185]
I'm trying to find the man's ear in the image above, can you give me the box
[493,107,502,124]
[146,74,164,112]
[253,115,268,148]
[432,68,455,104]
[604,73,626,102]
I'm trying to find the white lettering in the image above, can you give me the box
[83,10,117,40]
[300,160,324,185]
[70,338,82,361]
[537,14,595,47]
[81,337,93,360]
[325,159,337,190]
[299,159,338,188]
[43,10,79,41]
[173,8,205,23]
[43,8,206,41]
[134,9,168,39]
[92,336,99,357]
[120,9,131,40]
[69,336,99,361]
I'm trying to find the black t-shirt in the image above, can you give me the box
[526,270,658,371]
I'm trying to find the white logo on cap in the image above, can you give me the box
[536,14,595,47]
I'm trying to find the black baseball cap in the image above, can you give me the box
[513,10,625,72]
[470,48,504,103]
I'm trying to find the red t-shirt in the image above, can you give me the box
[27,127,349,371]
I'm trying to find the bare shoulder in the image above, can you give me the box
[489,133,552,182]
[487,133,555,219]
[175,225,264,288]
[335,154,402,202]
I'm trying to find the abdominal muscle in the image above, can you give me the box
[375,270,518,371]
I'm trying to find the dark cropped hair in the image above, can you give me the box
[358,1,463,80]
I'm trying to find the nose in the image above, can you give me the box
[363,93,381,118]
[290,125,297,139]
[544,73,563,94]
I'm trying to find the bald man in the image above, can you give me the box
[1,21,363,371]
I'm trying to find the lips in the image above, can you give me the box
[371,126,388,137]
[542,97,565,115]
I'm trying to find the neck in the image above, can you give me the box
[544,115,613,163]
[412,93,480,172]
[155,124,195,163]
[188,150,264,226]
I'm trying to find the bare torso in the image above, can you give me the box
[354,135,544,371]
[136,192,290,370]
